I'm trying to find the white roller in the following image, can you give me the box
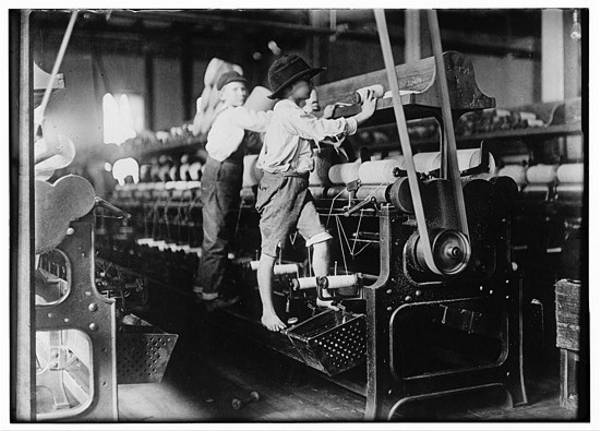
[358,159,402,184]
[526,164,558,184]
[497,165,527,186]
[243,154,263,187]
[413,152,440,173]
[358,149,494,184]
[249,261,299,275]
[557,163,584,184]
[321,274,360,289]
[295,277,318,290]
[328,160,361,185]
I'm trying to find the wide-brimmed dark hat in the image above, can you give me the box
[267,55,325,99]
[216,71,248,91]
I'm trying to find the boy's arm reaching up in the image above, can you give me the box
[287,90,378,146]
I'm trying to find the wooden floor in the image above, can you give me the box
[116,303,579,422]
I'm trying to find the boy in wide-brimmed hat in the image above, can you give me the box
[194,70,273,310]
[256,54,378,331]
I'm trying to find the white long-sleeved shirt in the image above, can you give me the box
[258,100,358,174]
[205,105,272,162]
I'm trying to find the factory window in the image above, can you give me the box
[102,93,145,145]
[35,329,94,420]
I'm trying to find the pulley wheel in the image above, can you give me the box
[410,229,471,276]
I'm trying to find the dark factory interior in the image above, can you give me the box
[9,7,586,424]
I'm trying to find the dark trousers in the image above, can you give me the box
[196,157,242,295]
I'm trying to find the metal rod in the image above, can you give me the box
[12,9,36,420]
[426,10,470,239]
[37,10,78,121]
[373,9,440,275]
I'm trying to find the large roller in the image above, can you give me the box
[497,164,527,187]
[357,149,495,185]
[328,160,361,185]
[526,164,558,184]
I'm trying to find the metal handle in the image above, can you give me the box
[95,197,131,219]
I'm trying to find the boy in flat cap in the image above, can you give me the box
[256,55,377,331]
[195,71,272,309]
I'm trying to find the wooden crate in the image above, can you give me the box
[560,348,579,410]
[555,279,581,351]
[555,279,583,411]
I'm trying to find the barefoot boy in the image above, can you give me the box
[256,55,377,331]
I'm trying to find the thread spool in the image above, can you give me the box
[497,165,527,186]
[157,165,171,182]
[352,84,385,104]
[244,86,276,112]
[243,155,262,187]
[169,165,179,182]
[140,164,152,182]
[179,163,190,182]
[328,160,361,185]
[150,163,161,182]
[189,162,202,180]
[526,164,558,184]
[557,163,584,183]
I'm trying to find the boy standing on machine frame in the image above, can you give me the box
[256,55,378,331]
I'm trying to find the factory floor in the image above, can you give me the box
[116,299,579,422]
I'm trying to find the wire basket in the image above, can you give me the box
[285,309,366,376]
[117,314,179,384]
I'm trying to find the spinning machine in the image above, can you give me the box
[105,11,532,419]
[23,8,586,422]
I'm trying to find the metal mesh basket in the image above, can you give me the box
[117,314,179,384]
[285,309,366,376]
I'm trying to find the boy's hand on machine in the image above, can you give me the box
[303,99,320,114]
[352,90,378,125]
[360,89,377,117]
[261,312,286,332]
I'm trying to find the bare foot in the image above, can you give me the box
[261,312,286,332]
